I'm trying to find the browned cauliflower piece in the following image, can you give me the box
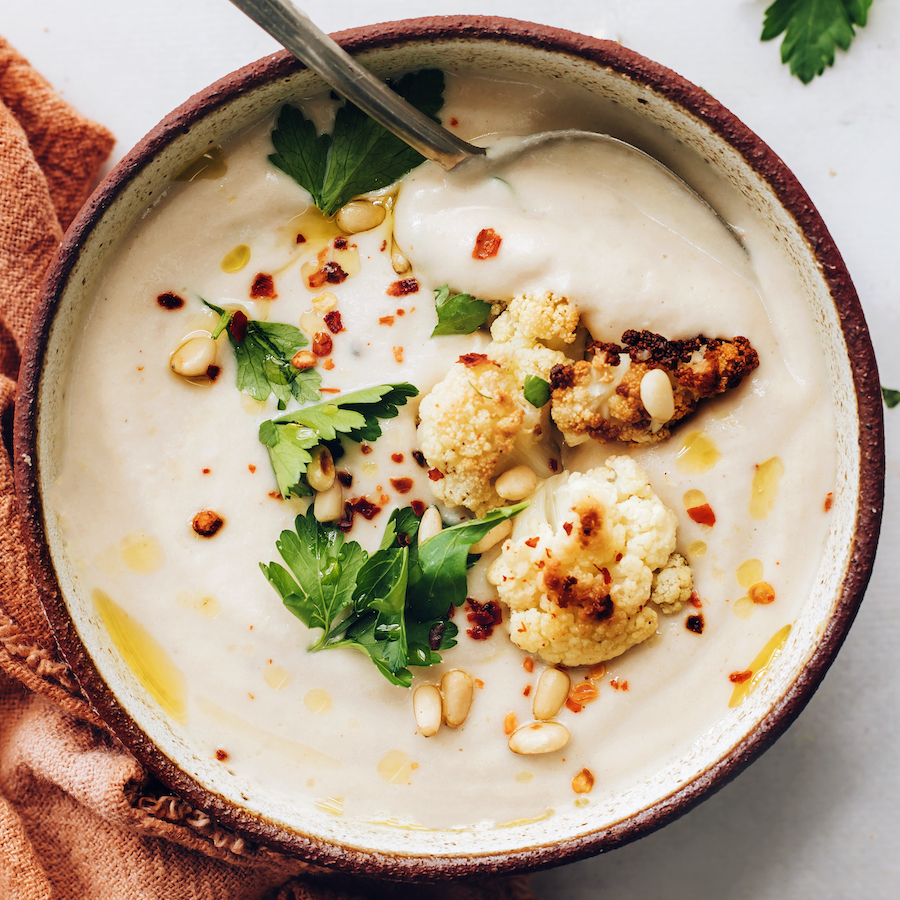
[550,330,759,445]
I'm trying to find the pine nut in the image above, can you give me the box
[306,445,335,492]
[532,667,570,720]
[170,336,217,377]
[639,368,675,422]
[508,721,570,755]
[391,240,411,275]
[495,465,538,501]
[441,669,473,727]
[417,506,443,545]
[469,518,512,555]
[413,683,442,737]
[292,350,317,370]
[312,291,338,313]
[336,200,386,234]
[313,481,343,522]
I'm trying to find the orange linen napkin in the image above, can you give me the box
[0,37,537,900]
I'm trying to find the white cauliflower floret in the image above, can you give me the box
[650,553,693,614]
[417,354,523,514]
[487,457,692,666]
[490,291,579,351]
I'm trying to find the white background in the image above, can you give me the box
[5,1,899,897]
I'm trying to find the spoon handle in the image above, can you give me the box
[229,0,484,169]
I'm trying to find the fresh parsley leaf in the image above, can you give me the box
[882,386,900,408]
[260,383,418,497]
[260,509,367,649]
[523,374,552,408]
[269,69,445,216]
[761,0,873,84]
[204,301,321,404]
[408,503,528,621]
[430,284,492,337]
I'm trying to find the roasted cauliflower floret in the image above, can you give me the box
[550,330,759,445]
[650,552,693,614]
[490,291,580,351]
[487,457,692,666]
[417,353,523,514]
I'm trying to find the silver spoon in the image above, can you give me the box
[229,0,746,250]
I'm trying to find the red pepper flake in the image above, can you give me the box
[412,450,427,468]
[824,492,834,511]
[562,522,573,536]
[565,698,583,713]
[391,453,404,463]
[473,227,502,259]
[396,308,405,316]
[549,458,559,473]
[620,681,629,691]
[312,331,333,356]
[601,568,611,585]
[379,315,395,326]
[156,292,184,310]
[380,239,387,252]
[615,553,623,562]
[465,598,502,640]
[228,310,248,342]
[523,685,532,697]
[308,262,348,288]
[361,444,373,455]
[268,491,283,500]
[192,510,224,537]
[687,503,716,526]
[427,468,444,481]
[248,464,257,473]
[689,591,703,609]
[387,278,419,296]
[458,352,492,368]
[729,670,753,684]
[524,537,540,548]
[686,614,705,634]
[411,499,426,517]
[609,678,621,691]
[319,387,341,394]
[749,582,776,605]
[351,496,381,520]
[202,468,211,475]
[323,358,335,370]
[523,657,534,673]
[333,236,349,250]
[296,233,306,244]
[337,471,353,488]
[250,272,277,299]
[393,346,404,363]
[390,477,414,494]
[450,117,459,127]
[338,501,355,532]
[215,749,229,761]
[206,365,221,381]
[323,310,344,333]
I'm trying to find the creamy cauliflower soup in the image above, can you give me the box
[48,69,836,834]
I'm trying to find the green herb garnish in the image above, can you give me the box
[261,503,526,686]
[882,386,900,408]
[269,69,445,216]
[258,383,418,498]
[761,0,873,84]
[204,301,321,406]
[430,284,492,337]
[523,374,552,408]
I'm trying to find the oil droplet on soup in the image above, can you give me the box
[377,749,416,785]
[221,244,251,273]
[683,489,707,508]
[515,771,534,784]
[314,796,344,816]
[688,540,707,556]
[93,589,187,723]
[737,559,764,589]
[304,689,333,714]
[264,661,291,690]
[175,146,227,182]
[119,532,164,574]
[728,623,792,707]
[675,431,721,474]
[176,591,220,618]
[750,456,785,521]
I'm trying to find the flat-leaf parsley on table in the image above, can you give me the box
[258,383,418,498]
[269,69,445,216]
[761,0,874,84]
[261,503,527,686]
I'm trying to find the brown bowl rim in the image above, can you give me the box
[13,14,884,880]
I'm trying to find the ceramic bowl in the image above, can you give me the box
[14,16,883,879]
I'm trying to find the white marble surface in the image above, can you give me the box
[5,1,898,896]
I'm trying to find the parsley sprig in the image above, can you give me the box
[431,285,492,337]
[258,383,418,498]
[761,0,873,84]
[261,503,527,686]
[269,69,445,216]
[204,301,321,407]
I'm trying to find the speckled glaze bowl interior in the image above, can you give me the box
[14,16,883,879]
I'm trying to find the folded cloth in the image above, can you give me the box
[0,37,537,900]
